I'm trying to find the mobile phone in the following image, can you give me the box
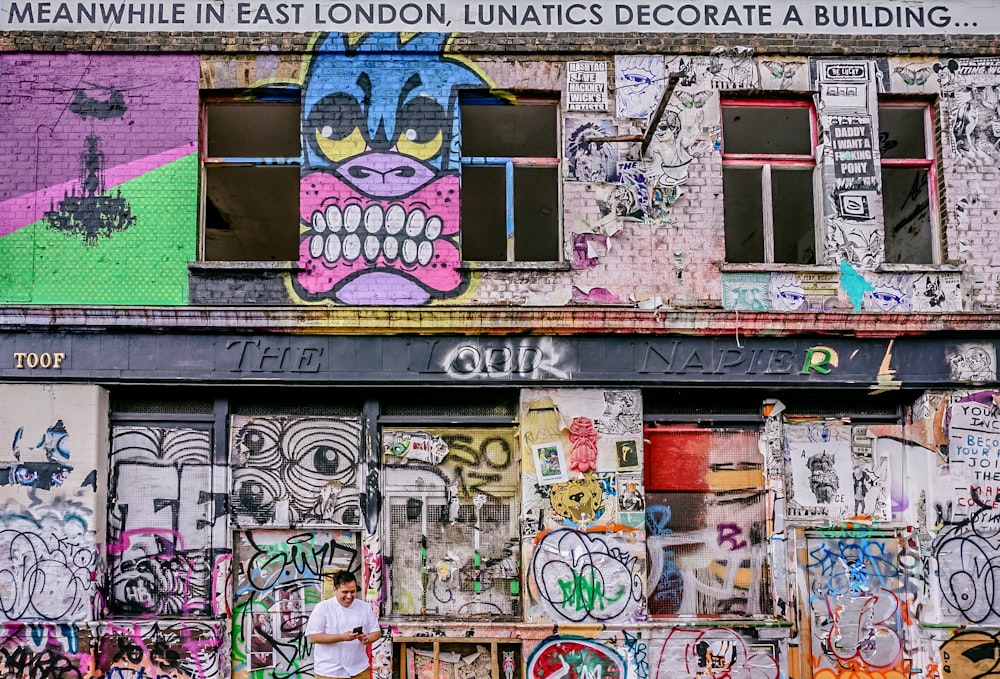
[352,626,363,634]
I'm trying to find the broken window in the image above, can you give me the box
[722,99,817,264]
[879,101,940,264]
[201,92,301,261]
[460,95,560,262]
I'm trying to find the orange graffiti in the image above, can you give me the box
[814,668,908,679]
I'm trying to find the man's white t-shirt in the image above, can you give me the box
[305,597,379,677]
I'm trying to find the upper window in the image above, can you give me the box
[460,95,560,262]
[878,101,940,264]
[201,93,301,262]
[722,99,818,265]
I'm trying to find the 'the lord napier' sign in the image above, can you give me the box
[1,0,993,33]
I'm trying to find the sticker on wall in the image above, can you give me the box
[760,58,807,90]
[616,439,640,469]
[566,61,608,112]
[617,474,644,512]
[912,272,962,312]
[615,54,665,119]
[786,421,855,518]
[722,273,771,311]
[947,343,997,382]
[564,119,618,182]
[533,441,569,485]
[595,391,642,435]
[863,273,914,312]
[706,46,758,89]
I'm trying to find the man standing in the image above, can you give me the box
[306,571,381,679]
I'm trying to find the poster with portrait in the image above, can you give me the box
[533,442,568,485]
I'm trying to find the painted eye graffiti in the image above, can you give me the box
[394,96,446,161]
[307,93,368,163]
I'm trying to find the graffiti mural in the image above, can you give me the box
[108,427,228,618]
[230,416,363,527]
[294,32,491,305]
[233,530,360,679]
[527,636,626,679]
[805,536,904,673]
[0,623,94,679]
[0,55,198,305]
[653,628,779,679]
[382,427,520,617]
[98,621,228,679]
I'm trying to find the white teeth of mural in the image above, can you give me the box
[343,233,361,261]
[344,205,362,233]
[405,210,426,237]
[364,205,384,234]
[418,241,433,265]
[364,235,380,261]
[383,236,399,261]
[385,205,406,235]
[309,205,443,264]
[325,206,342,233]
[425,216,443,240]
[312,212,327,234]
[324,233,341,261]
[401,238,418,264]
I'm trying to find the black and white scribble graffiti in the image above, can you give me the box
[0,498,97,622]
[108,427,227,618]
[529,528,643,623]
[565,120,618,182]
[230,417,362,527]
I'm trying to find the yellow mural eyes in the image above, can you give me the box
[396,128,442,161]
[315,126,367,162]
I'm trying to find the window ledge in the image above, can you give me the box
[189,260,302,273]
[459,260,570,271]
[719,262,962,274]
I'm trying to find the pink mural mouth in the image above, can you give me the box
[297,171,463,305]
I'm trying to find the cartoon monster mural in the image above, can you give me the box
[295,33,491,305]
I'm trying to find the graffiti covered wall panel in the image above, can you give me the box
[0,385,106,623]
[382,427,520,617]
[520,389,646,624]
[233,529,361,679]
[230,416,363,528]
[645,426,768,617]
[108,427,227,619]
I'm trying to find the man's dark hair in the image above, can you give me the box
[333,570,358,588]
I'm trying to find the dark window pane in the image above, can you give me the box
[722,105,813,156]
[772,168,815,264]
[723,168,764,262]
[460,166,507,260]
[513,167,559,261]
[883,167,933,263]
[207,102,300,158]
[461,102,558,157]
[879,106,928,159]
[204,166,299,261]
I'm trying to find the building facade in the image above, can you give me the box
[2,4,1000,678]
